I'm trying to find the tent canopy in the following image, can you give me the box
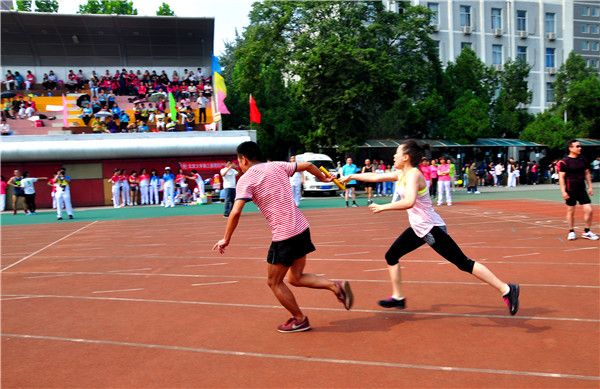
[360,139,543,148]
[0,11,213,67]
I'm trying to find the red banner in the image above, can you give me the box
[179,161,228,171]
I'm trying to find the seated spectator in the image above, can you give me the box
[155,112,165,131]
[111,103,121,119]
[165,117,176,131]
[157,97,166,113]
[106,117,118,133]
[91,118,109,133]
[184,115,195,131]
[25,70,35,91]
[0,120,13,135]
[80,103,93,125]
[11,96,23,118]
[107,90,116,109]
[140,103,149,123]
[4,70,15,91]
[147,103,156,123]
[14,72,24,90]
[2,98,15,119]
[118,111,130,131]
[77,69,86,89]
[89,72,100,97]
[138,120,149,133]
[66,70,79,93]
[126,122,137,132]
[187,83,197,98]
[137,83,147,98]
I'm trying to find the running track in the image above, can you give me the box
[1,199,599,388]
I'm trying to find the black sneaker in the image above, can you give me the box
[57,217,63,220]
[378,296,406,309]
[503,283,520,316]
[68,215,74,219]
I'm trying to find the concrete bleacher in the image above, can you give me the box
[2,90,214,136]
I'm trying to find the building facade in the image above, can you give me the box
[384,0,600,113]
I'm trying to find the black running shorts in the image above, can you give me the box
[565,188,591,206]
[267,228,315,267]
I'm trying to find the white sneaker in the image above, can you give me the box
[581,231,599,240]
[474,191,481,194]
[567,231,577,240]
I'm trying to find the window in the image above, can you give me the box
[491,8,502,30]
[460,5,471,27]
[461,42,472,50]
[517,46,527,62]
[593,41,600,51]
[587,59,598,68]
[581,24,589,34]
[516,10,527,32]
[545,13,555,34]
[582,41,590,50]
[546,82,555,103]
[592,8,599,17]
[592,25,599,34]
[545,48,555,68]
[492,44,502,65]
[582,7,590,16]
[428,3,439,26]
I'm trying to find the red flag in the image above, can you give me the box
[249,94,261,124]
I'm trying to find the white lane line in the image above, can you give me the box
[334,251,370,256]
[503,253,540,258]
[26,273,73,279]
[2,333,598,381]
[0,296,34,301]
[191,281,238,287]
[363,268,389,272]
[184,263,228,268]
[0,221,99,273]
[11,272,600,289]
[108,268,152,273]
[92,288,144,294]
[563,247,598,252]
[2,294,598,323]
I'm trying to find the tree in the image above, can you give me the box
[156,2,175,16]
[554,52,596,107]
[35,0,58,12]
[16,0,31,11]
[521,112,583,150]
[563,76,600,138]
[445,91,491,144]
[444,48,497,110]
[78,0,138,15]
[490,59,533,138]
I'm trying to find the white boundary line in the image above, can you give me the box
[1,294,598,323]
[92,288,144,294]
[0,221,99,273]
[1,333,598,381]
[503,253,541,258]
[191,281,238,287]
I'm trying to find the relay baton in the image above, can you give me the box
[319,166,346,190]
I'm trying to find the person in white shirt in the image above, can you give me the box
[289,156,303,206]
[20,171,47,215]
[53,168,74,220]
[220,161,239,217]
[197,95,208,123]
[494,162,505,187]
[507,158,517,188]
[186,169,205,201]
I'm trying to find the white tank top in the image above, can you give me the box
[395,169,445,237]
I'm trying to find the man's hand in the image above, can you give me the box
[588,187,594,197]
[561,191,570,200]
[213,239,229,254]
[339,175,352,183]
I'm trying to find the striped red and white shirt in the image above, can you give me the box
[236,162,309,242]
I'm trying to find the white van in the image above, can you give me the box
[295,152,339,196]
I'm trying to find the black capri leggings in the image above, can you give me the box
[385,226,475,273]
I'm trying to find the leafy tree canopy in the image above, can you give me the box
[156,2,175,16]
[78,0,138,15]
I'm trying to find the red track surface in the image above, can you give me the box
[1,200,599,388]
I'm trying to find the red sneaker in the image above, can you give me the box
[277,316,311,333]
[335,280,354,310]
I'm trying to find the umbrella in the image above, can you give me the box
[148,93,166,102]
[94,111,113,118]
[1,91,16,98]
[133,99,147,104]
[76,94,91,107]
[27,116,41,121]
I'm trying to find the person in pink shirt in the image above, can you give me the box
[418,158,431,189]
[429,159,438,197]
[213,141,353,333]
[341,140,519,316]
[0,175,7,211]
[436,156,452,206]
[138,168,150,205]
[25,71,36,91]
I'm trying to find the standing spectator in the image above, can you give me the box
[54,169,74,220]
[197,94,208,123]
[507,158,517,188]
[419,158,431,190]
[448,158,456,191]
[558,140,598,241]
[4,70,15,90]
[0,175,6,212]
[175,168,189,197]
[591,157,600,182]
[20,171,47,215]
[220,161,239,217]
[108,169,122,208]
[467,162,480,194]
[129,171,139,205]
[361,159,375,205]
[162,167,176,207]
[120,170,131,206]
[186,169,205,201]
[436,156,452,206]
[429,159,438,198]
[149,169,161,205]
[138,168,150,205]
[342,157,359,207]
[289,155,303,207]
[25,70,35,91]
[375,161,385,197]
[494,161,505,187]
[7,170,26,215]
[477,161,486,187]
[530,161,539,185]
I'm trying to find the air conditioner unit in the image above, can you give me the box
[462,25,472,35]
[493,28,503,37]
[519,30,528,39]
[493,64,503,71]
[547,67,557,75]
[547,32,556,41]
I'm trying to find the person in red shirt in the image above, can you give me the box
[108,169,122,208]
[138,168,150,205]
[213,141,353,333]
[47,175,57,209]
[25,70,36,91]
[128,171,139,206]
[175,168,188,199]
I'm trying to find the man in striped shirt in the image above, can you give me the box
[213,141,353,333]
